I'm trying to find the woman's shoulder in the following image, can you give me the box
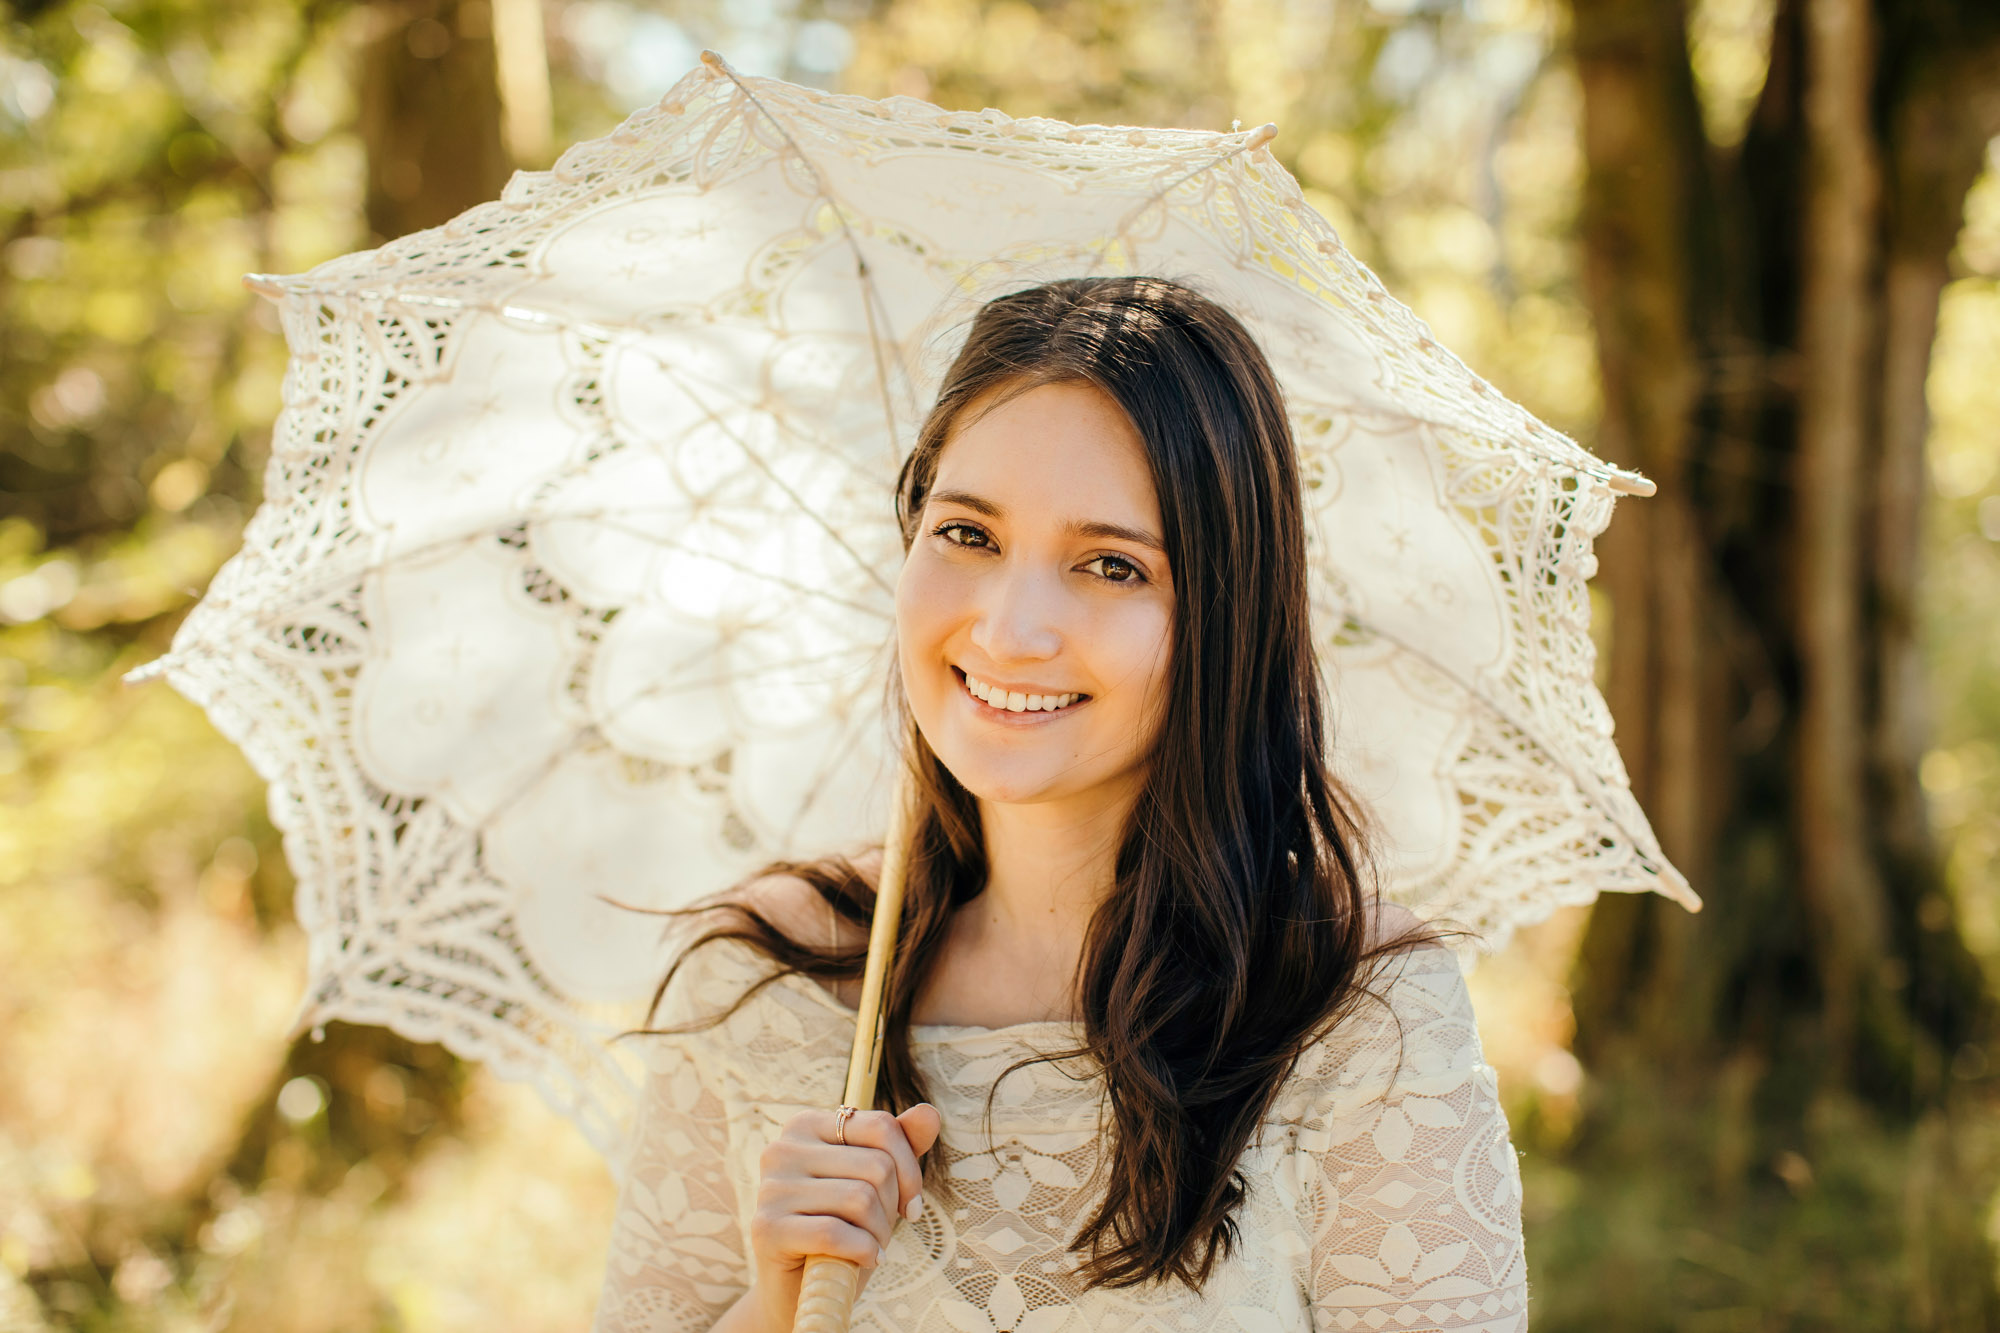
[642,860,877,1038]
[1365,899,1426,951]
[727,860,876,954]
[1278,923,1485,1116]
[1349,900,1472,1043]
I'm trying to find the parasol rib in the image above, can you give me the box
[700,51,913,485]
[640,354,899,599]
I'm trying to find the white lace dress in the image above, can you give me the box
[590,938,1528,1333]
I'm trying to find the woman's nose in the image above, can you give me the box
[968,567,1063,663]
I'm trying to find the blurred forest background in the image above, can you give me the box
[3,0,1999,1328]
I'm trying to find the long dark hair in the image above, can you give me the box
[643,276,1429,1291]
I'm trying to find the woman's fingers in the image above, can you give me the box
[745,1104,949,1322]
[782,1105,939,1221]
[756,1167,895,1256]
[749,1200,884,1270]
[782,1143,903,1238]
[897,1103,942,1158]
[772,1115,898,1226]
[829,1109,929,1220]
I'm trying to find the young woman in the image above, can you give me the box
[590,278,1528,1333]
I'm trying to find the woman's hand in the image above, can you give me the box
[733,1103,943,1333]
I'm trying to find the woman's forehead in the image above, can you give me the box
[932,381,1160,528]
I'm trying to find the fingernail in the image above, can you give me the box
[904,1195,924,1222]
[875,1245,886,1267]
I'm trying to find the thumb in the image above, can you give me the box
[897,1102,942,1157]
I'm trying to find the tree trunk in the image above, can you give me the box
[1559,0,2000,1321]
[1792,0,1889,1060]
[358,0,513,243]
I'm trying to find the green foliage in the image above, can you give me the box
[1925,248,2000,983]
[2,0,351,553]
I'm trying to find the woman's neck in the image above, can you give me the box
[979,796,1124,938]
[915,786,1134,1028]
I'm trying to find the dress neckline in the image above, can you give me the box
[772,965,1084,1045]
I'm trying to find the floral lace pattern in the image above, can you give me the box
[592,939,1526,1333]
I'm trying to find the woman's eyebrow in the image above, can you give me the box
[929,488,1166,554]
[928,488,1002,517]
[1067,519,1165,553]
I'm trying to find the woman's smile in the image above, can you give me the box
[953,666,1089,717]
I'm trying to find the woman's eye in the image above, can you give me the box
[1084,554,1144,584]
[933,521,992,549]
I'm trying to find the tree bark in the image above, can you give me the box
[1570,0,2000,1101]
[1568,0,1735,1066]
[358,0,512,244]
[1557,0,2000,1321]
[1792,0,1890,1061]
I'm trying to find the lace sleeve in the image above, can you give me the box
[591,946,756,1333]
[1294,947,1529,1333]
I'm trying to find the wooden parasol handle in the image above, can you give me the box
[790,769,918,1333]
[791,1259,862,1333]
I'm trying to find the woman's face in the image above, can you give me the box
[896,380,1174,813]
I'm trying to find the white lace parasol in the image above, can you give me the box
[134,56,1696,1155]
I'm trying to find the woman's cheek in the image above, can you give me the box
[894,552,961,706]
[1102,597,1172,734]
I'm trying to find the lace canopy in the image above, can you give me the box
[138,57,1694,1156]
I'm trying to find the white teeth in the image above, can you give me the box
[962,673,1081,713]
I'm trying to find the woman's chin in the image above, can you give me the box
[930,743,1137,812]
[935,758,1068,807]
